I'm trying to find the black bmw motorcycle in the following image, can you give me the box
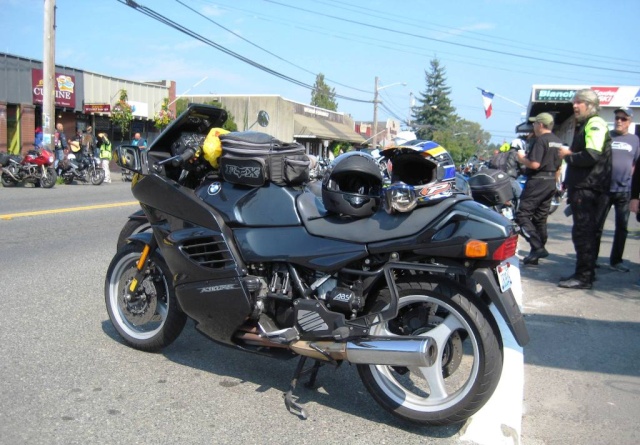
[106,104,528,426]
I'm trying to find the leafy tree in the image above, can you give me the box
[310,73,338,111]
[111,89,133,140]
[412,59,456,140]
[176,98,238,132]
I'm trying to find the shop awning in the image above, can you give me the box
[294,114,365,144]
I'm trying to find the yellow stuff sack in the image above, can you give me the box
[202,127,230,168]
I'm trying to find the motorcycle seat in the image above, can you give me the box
[296,188,467,243]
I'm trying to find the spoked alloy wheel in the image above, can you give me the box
[105,243,186,352]
[39,167,57,188]
[90,167,105,185]
[357,279,503,426]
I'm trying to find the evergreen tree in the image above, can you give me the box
[310,73,338,111]
[412,59,456,140]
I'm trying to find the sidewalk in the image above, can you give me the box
[519,206,640,444]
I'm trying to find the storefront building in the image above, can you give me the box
[517,84,640,143]
[0,52,175,155]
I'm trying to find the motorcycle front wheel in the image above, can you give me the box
[357,278,502,426]
[39,167,57,188]
[105,243,187,352]
[90,167,105,185]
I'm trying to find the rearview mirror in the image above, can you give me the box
[257,110,270,127]
[115,145,142,173]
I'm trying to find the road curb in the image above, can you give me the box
[460,257,524,445]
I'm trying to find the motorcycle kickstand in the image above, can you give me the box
[283,356,325,420]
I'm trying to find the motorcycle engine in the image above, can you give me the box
[325,287,364,315]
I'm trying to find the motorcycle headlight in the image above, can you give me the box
[384,183,417,214]
[48,156,54,163]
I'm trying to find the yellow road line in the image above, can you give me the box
[0,201,139,220]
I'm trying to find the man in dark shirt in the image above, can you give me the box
[516,112,563,265]
[595,107,639,272]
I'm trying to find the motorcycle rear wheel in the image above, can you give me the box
[357,278,502,426]
[39,167,57,188]
[105,243,187,352]
[90,167,105,185]
[1,173,17,187]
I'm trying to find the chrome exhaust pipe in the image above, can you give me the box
[290,336,437,367]
[345,337,437,367]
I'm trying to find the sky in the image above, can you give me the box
[2,0,640,144]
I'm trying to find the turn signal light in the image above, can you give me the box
[465,240,488,258]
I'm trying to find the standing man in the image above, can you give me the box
[132,132,147,150]
[595,107,639,272]
[629,157,640,287]
[54,123,68,174]
[558,89,612,289]
[515,112,563,265]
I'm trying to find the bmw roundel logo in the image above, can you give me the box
[207,182,222,195]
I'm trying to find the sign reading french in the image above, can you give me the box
[32,68,76,108]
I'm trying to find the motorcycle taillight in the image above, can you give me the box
[492,234,518,261]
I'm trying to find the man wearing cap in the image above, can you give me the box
[515,112,563,265]
[557,88,612,289]
[595,106,639,272]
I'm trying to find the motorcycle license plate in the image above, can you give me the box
[496,262,512,293]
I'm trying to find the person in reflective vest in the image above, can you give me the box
[98,133,113,183]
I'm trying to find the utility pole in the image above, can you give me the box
[42,0,56,151]
[372,76,379,148]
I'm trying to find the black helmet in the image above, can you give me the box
[322,151,383,217]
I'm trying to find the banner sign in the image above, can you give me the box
[591,87,618,106]
[534,89,576,102]
[84,104,111,113]
[31,68,76,108]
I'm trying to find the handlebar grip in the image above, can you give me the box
[171,147,197,167]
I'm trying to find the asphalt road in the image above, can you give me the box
[0,174,638,444]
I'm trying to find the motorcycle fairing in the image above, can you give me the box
[233,226,368,271]
[196,181,302,227]
[175,276,252,345]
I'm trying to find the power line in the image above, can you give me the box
[263,0,640,75]
[175,0,370,94]
[316,0,639,69]
[116,0,371,103]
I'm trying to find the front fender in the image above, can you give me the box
[126,231,154,246]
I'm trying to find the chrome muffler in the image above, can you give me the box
[290,336,437,367]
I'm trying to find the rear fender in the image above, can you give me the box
[471,268,529,347]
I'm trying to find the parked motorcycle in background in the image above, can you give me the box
[59,152,105,185]
[107,104,528,426]
[0,148,57,188]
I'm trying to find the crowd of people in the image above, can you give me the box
[495,89,639,289]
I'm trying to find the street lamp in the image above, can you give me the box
[373,77,406,148]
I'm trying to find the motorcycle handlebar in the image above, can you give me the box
[154,147,197,170]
